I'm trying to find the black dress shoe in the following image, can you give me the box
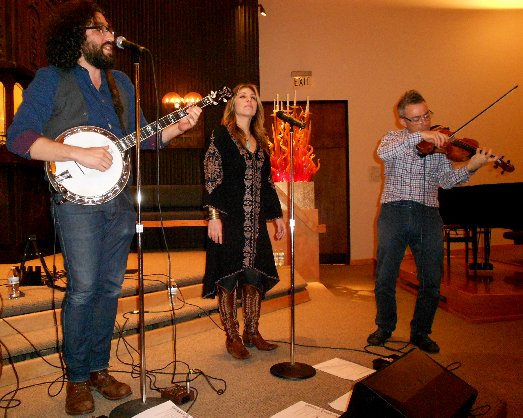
[367,328,392,346]
[410,334,440,353]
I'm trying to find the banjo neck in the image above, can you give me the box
[117,94,215,153]
[46,87,232,205]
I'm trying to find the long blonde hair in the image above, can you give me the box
[221,83,269,152]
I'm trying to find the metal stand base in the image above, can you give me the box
[109,397,166,417]
[469,262,494,271]
[270,362,316,380]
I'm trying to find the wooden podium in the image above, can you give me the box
[268,182,326,281]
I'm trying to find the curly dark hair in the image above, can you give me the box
[45,0,104,68]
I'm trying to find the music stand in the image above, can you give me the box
[270,121,316,380]
[110,52,165,417]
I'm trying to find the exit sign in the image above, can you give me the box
[291,71,312,87]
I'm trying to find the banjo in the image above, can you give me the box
[45,87,232,205]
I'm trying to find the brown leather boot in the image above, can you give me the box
[65,381,94,416]
[242,284,278,351]
[217,286,250,360]
[89,369,132,400]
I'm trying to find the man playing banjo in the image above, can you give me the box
[7,1,201,415]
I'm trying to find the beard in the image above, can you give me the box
[81,41,114,69]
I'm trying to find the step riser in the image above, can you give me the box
[0,290,309,388]
[0,283,204,338]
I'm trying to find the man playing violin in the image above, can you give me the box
[367,90,499,353]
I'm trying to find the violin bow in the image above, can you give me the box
[447,85,518,140]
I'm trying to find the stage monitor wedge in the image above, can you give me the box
[343,349,478,418]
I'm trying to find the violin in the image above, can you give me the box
[415,85,518,175]
[416,125,515,174]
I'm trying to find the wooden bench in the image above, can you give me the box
[131,185,208,228]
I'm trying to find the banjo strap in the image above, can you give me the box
[105,69,128,135]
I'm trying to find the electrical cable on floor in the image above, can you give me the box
[0,317,66,369]
[268,338,437,373]
[108,282,227,412]
[269,338,412,357]
[0,272,67,415]
[0,270,230,414]
[469,403,492,417]
[0,339,22,416]
[1,284,493,417]
[0,129,222,413]
[445,361,462,372]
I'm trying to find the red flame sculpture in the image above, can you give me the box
[269,105,320,182]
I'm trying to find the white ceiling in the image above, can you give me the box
[355,0,523,9]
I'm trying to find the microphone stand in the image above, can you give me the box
[110,51,165,417]
[270,119,316,380]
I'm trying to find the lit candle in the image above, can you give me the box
[276,94,279,111]
[293,90,296,107]
[286,94,289,111]
[305,96,310,114]
[273,98,276,112]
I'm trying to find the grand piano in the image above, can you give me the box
[438,182,523,270]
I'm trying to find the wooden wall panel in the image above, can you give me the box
[262,101,350,263]
[97,0,259,139]
[2,0,259,140]
[0,160,55,263]
[95,0,260,185]
[0,0,260,262]
[0,0,60,75]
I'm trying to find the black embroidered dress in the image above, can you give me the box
[202,125,283,298]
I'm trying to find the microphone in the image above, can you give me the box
[115,36,147,53]
[276,111,306,129]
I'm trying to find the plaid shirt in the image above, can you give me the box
[378,129,471,207]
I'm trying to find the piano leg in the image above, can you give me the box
[468,227,494,270]
[483,227,493,270]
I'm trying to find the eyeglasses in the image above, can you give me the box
[85,24,114,36]
[402,110,433,123]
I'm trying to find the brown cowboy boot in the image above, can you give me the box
[242,284,278,351]
[217,286,250,360]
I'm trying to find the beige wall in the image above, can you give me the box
[259,0,523,262]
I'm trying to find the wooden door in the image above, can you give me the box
[263,101,349,263]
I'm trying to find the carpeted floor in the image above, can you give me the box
[1,262,522,417]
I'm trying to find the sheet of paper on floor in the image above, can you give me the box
[313,357,375,381]
[329,390,353,412]
[270,400,340,418]
[132,400,193,418]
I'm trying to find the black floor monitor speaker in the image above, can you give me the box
[343,349,478,418]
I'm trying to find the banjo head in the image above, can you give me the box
[45,126,131,205]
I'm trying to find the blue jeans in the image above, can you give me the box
[374,201,443,337]
[52,190,135,382]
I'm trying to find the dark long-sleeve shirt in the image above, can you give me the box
[7,65,158,158]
